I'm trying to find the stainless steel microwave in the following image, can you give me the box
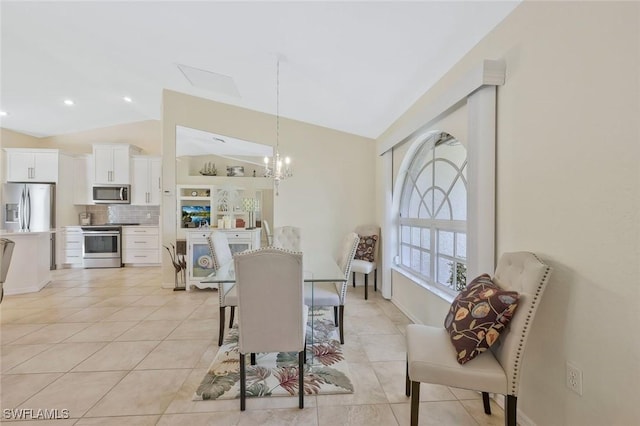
[92,185,130,204]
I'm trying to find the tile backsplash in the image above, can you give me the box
[82,205,160,225]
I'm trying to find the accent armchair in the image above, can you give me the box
[351,225,380,300]
[405,252,552,426]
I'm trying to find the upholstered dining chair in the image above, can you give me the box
[405,252,552,426]
[351,225,380,300]
[304,232,359,344]
[273,226,302,251]
[262,219,273,246]
[234,247,307,411]
[206,231,237,346]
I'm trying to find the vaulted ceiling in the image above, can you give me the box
[0,1,520,139]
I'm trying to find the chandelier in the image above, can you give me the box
[263,56,292,196]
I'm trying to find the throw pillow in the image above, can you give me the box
[444,274,519,364]
[354,235,378,262]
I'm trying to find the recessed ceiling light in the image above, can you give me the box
[123,96,132,103]
[64,99,75,106]
[0,111,7,116]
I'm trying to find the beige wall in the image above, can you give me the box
[39,120,161,154]
[1,120,160,154]
[381,1,639,424]
[161,90,376,287]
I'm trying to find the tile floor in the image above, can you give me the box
[0,267,505,425]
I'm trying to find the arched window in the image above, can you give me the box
[398,132,467,291]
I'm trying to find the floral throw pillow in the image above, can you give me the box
[444,274,519,364]
[354,235,378,262]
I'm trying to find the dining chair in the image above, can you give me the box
[405,252,552,426]
[262,219,273,246]
[0,238,16,304]
[206,231,237,346]
[273,226,302,251]
[234,247,307,411]
[304,232,359,344]
[351,224,380,300]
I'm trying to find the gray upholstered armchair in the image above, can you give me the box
[405,251,552,426]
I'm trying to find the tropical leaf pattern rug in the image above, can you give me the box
[194,307,354,400]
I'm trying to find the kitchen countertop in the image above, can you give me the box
[0,229,58,237]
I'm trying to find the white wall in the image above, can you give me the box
[379,2,639,424]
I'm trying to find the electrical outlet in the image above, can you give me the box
[146,213,151,219]
[566,362,583,395]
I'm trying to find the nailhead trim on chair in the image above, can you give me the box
[508,253,551,396]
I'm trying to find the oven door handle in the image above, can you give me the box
[82,231,120,235]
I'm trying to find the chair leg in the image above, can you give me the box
[333,306,338,326]
[482,392,491,414]
[250,353,256,365]
[410,380,420,426]
[240,352,246,411]
[364,273,368,300]
[352,271,356,288]
[405,359,411,397]
[229,306,235,328]
[339,305,345,344]
[374,267,377,292]
[298,350,305,409]
[505,395,517,426]
[218,307,225,346]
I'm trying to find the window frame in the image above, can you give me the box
[397,132,469,296]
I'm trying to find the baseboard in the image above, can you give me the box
[389,297,423,325]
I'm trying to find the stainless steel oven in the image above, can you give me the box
[81,226,122,268]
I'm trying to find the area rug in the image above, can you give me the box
[193,306,354,400]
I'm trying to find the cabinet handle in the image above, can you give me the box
[134,241,146,244]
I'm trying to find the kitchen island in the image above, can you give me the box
[0,230,55,295]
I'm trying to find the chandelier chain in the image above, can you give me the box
[276,58,280,152]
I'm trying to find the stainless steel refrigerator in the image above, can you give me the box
[2,183,56,269]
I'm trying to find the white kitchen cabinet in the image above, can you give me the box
[185,228,261,290]
[61,226,83,267]
[122,226,160,264]
[73,154,94,205]
[4,149,59,183]
[93,143,141,184]
[131,156,161,205]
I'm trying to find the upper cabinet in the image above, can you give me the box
[93,143,141,184]
[4,149,59,183]
[73,154,94,205]
[131,155,162,205]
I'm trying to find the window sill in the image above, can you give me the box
[391,265,456,304]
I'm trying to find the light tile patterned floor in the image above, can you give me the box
[0,267,505,425]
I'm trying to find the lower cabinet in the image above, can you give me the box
[122,226,160,264]
[61,226,83,267]
[185,228,261,290]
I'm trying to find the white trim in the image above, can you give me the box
[383,59,502,321]
[377,60,505,156]
[381,150,393,299]
[466,85,497,278]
